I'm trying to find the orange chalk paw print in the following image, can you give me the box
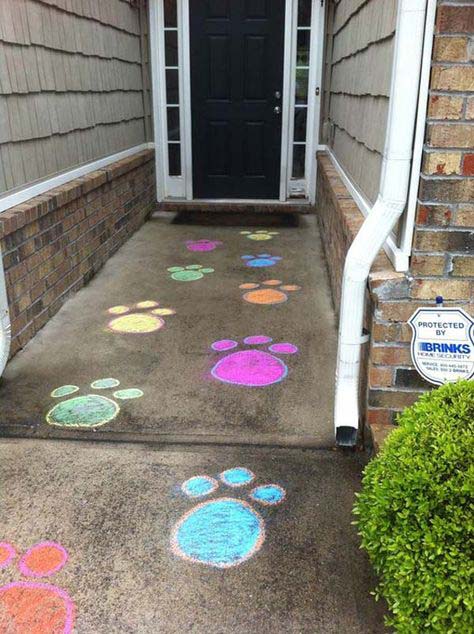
[0,541,74,633]
[239,280,301,305]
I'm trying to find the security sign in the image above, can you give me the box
[409,307,474,385]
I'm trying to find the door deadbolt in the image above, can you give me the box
[274,106,281,114]
[275,91,281,99]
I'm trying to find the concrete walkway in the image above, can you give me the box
[0,213,388,632]
[0,213,336,447]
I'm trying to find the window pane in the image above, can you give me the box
[295,69,309,104]
[168,144,181,176]
[298,0,312,27]
[294,108,307,142]
[167,107,180,141]
[297,30,311,66]
[166,69,179,104]
[165,30,178,67]
[164,0,177,27]
[292,145,306,178]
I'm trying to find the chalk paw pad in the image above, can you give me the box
[47,379,143,428]
[0,541,75,633]
[107,301,175,333]
[185,239,222,252]
[240,230,279,241]
[241,254,282,268]
[210,336,298,387]
[168,265,214,282]
[239,280,301,305]
[171,468,286,568]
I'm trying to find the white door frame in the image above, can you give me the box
[149,0,323,203]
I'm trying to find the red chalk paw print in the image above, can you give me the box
[0,541,74,633]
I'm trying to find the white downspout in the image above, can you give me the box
[0,248,11,376]
[334,0,428,446]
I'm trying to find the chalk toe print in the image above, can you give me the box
[241,254,282,268]
[0,541,74,633]
[240,230,279,241]
[210,336,298,387]
[46,379,143,428]
[168,265,214,282]
[171,468,286,568]
[107,301,175,334]
[185,239,222,252]
[239,280,301,305]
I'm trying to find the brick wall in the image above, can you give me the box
[366,1,474,443]
[316,2,474,450]
[0,149,155,358]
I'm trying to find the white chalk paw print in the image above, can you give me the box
[239,280,301,305]
[210,336,298,387]
[167,265,214,282]
[171,467,286,568]
[240,230,279,241]
[106,300,175,333]
[46,379,143,429]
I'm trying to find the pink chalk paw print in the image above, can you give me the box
[186,239,222,252]
[0,541,74,633]
[210,336,298,387]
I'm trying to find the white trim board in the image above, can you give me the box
[324,146,409,272]
[0,143,154,214]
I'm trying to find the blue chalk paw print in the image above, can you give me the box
[241,254,282,268]
[171,467,286,568]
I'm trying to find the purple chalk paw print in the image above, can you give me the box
[241,254,282,268]
[186,239,222,252]
[210,336,298,387]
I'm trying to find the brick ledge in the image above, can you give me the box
[0,149,155,239]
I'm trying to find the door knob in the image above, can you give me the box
[274,106,281,114]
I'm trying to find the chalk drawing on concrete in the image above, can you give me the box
[186,239,222,252]
[210,337,299,387]
[239,280,301,305]
[107,301,176,334]
[0,543,16,569]
[240,230,279,241]
[241,254,282,268]
[168,265,214,282]
[47,379,143,428]
[171,468,286,568]
[0,541,75,633]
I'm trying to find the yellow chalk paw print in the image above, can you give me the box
[107,301,175,334]
[240,230,279,241]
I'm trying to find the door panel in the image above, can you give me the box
[190,0,285,199]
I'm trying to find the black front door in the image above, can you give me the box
[190,0,286,199]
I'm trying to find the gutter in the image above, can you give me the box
[0,250,11,376]
[334,0,428,446]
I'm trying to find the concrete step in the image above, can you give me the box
[0,439,388,633]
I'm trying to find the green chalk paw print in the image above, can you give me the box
[167,265,214,282]
[240,230,279,241]
[46,379,143,429]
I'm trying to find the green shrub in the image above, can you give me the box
[354,381,474,633]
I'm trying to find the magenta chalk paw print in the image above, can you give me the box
[210,336,298,387]
[0,541,74,633]
[106,300,175,334]
[171,468,286,568]
[241,254,282,268]
[185,239,222,252]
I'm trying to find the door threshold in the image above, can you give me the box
[157,199,312,214]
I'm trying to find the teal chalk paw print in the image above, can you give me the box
[241,254,282,268]
[171,467,286,568]
[46,379,144,429]
[167,265,215,282]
